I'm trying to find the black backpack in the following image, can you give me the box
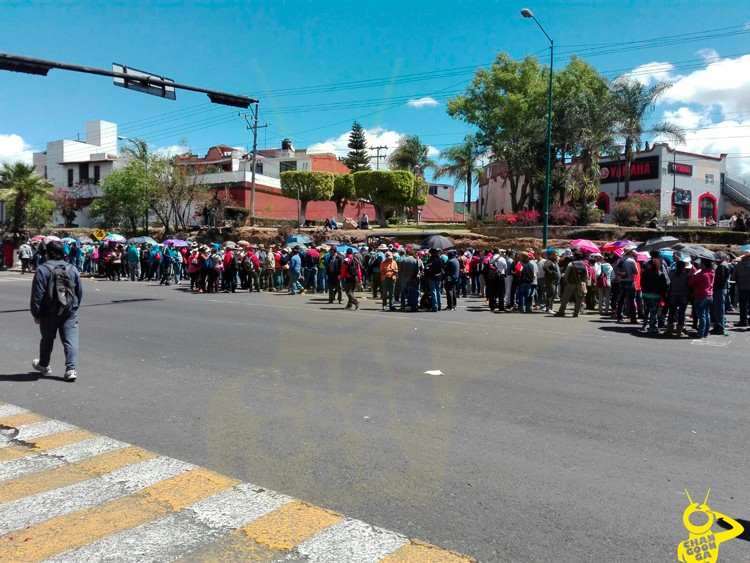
[348,257,360,277]
[43,263,75,317]
[327,254,341,275]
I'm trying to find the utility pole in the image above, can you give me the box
[369,145,388,170]
[240,103,266,226]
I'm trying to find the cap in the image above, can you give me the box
[346,248,354,255]
[378,244,388,251]
[385,251,393,258]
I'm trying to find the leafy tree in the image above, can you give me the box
[25,194,56,230]
[89,161,151,233]
[0,162,53,234]
[434,135,484,216]
[353,170,415,225]
[611,77,686,195]
[448,53,548,212]
[280,171,335,225]
[388,135,435,175]
[52,188,82,227]
[342,121,371,172]
[332,174,355,220]
[612,193,660,226]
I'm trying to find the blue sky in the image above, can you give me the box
[2,0,750,202]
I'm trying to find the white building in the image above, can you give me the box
[32,120,124,227]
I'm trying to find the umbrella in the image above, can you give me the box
[224,241,238,248]
[569,239,600,253]
[601,240,637,252]
[286,234,312,245]
[77,236,94,244]
[45,235,62,243]
[127,236,159,246]
[739,244,750,253]
[103,233,126,243]
[324,240,342,246]
[659,248,677,264]
[636,236,679,252]
[673,243,717,262]
[30,235,46,242]
[335,245,359,254]
[237,240,250,246]
[162,238,189,247]
[635,251,650,262]
[62,237,77,244]
[421,234,455,250]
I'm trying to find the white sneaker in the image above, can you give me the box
[64,370,77,381]
[32,359,52,375]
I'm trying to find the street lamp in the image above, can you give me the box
[521,8,553,249]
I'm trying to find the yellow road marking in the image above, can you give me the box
[381,540,477,562]
[0,468,241,561]
[241,500,343,551]
[0,429,96,463]
[0,413,47,428]
[0,446,156,505]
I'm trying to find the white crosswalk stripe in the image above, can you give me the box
[0,420,75,447]
[0,456,193,535]
[0,436,126,482]
[296,518,409,563]
[0,404,29,418]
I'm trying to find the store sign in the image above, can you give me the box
[668,162,693,176]
[599,156,660,184]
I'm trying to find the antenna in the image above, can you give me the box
[703,489,711,506]
[685,489,694,505]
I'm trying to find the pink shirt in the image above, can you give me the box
[688,269,715,299]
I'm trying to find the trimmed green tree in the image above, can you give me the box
[342,121,371,172]
[332,174,355,220]
[280,171,335,225]
[353,170,415,226]
[89,161,152,233]
[0,162,54,235]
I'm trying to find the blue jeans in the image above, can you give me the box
[289,271,302,293]
[400,282,419,311]
[643,297,661,330]
[39,311,79,371]
[518,282,532,313]
[428,279,442,311]
[304,268,317,292]
[317,269,327,292]
[694,297,713,338]
[712,288,727,331]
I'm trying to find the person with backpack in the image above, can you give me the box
[554,250,589,318]
[370,244,387,299]
[338,248,361,309]
[425,248,445,312]
[615,246,639,324]
[288,246,303,295]
[543,250,561,313]
[486,249,507,312]
[30,240,83,382]
[595,253,613,315]
[261,246,276,291]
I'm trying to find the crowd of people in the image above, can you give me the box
[15,236,750,339]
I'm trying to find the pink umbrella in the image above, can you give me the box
[601,240,637,253]
[44,235,62,243]
[636,251,650,262]
[569,239,600,253]
[30,235,45,242]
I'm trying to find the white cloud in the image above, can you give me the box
[624,61,681,86]
[695,48,719,64]
[657,107,750,178]
[0,133,33,165]
[406,96,439,109]
[661,54,750,114]
[307,127,438,166]
[153,144,190,158]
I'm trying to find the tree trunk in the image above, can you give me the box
[466,171,472,216]
[623,139,633,196]
[299,200,308,226]
[510,175,519,213]
[335,201,345,221]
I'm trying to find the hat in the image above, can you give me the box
[429,248,439,254]
[378,244,388,251]
[346,248,354,255]
[293,245,300,251]
[385,251,393,259]
[393,242,400,249]
[622,245,636,254]
[398,247,405,254]
[528,251,535,259]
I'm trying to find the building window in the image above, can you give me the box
[596,192,610,214]
[699,193,717,221]
[255,162,263,175]
[67,169,74,187]
[93,165,100,184]
[79,163,89,182]
[280,161,297,173]
[705,174,714,185]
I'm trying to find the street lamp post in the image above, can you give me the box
[521,8,553,249]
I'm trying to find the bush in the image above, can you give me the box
[612,194,660,227]
[225,206,249,224]
[494,209,540,226]
[548,203,577,225]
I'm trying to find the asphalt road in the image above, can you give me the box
[1,271,749,562]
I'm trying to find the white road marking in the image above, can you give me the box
[47,484,294,562]
[0,456,193,534]
[0,436,127,482]
[295,518,408,563]
[0,420,76,448]
[0,404,29,418]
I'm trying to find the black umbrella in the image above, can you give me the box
[673,243,717,262]
[420,234,455,250]
[636,236,679,252]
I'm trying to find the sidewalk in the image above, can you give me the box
[0,402,475,562]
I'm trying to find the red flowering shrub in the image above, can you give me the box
[612,194,660,227]
[548,203,577,225]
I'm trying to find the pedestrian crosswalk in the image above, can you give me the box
[0,403,475,562]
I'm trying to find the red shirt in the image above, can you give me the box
[688,269,715,299]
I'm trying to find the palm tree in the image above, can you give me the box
[0,162,53,234]
[611,77,686,195]
[434,135,484,216]
[388,135,435,175]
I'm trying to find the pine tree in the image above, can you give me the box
[343,121,371,172]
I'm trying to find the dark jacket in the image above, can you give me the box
[30,260,83,318]
[640,265,668,298]
[444,257,460,281]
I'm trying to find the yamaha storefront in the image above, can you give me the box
[596,143,726,222]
